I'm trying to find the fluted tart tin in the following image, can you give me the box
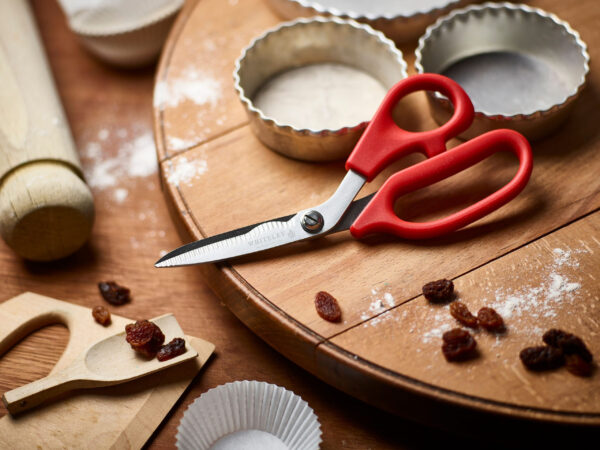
[234,17,408,162]
[415,2,589,140]
[265,0,480,43]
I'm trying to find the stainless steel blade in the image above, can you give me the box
[155,170,368,267]
[155,213,299,267]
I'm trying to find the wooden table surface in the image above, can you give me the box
[0,1,479,448]
[0,1,594,449]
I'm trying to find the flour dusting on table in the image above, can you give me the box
[82,128,157,190]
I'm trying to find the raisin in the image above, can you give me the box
[92,305,111,326]
[422,279,454,303]
[477,307,505,332]
[98,281,131,305]
[542,329,593,363]
[125,320,165,358]
[565,354,594,377]
[157,338,187,362]
[449,302,478,328]
[519,346,564,371]
[442,328,477,362]
[315,291,342,322]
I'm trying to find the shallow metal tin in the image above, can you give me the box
[234,17,407,161]
[265,0,480,43]
[415,3,590,140]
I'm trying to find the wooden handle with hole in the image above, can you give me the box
[0,1,94,261]
[1,366,89,415]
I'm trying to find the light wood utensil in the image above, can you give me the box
[0,0,94,261]
[2,313,197,415]
[0,293,214,448]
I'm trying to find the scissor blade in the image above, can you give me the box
[155,213,305,267]
[328,193,374,233]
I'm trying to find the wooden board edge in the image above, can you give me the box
[158,176,325,365]
[157,178,600,429]
[153,0,199,163]
[113,336,214,449]
[314,339,600,431]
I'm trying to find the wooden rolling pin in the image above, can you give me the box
[0,1,94,261]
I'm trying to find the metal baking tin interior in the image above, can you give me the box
[265,0,481,43]
[415,2,590,140]
[234,17,408,162]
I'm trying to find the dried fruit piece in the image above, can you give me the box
[542,329,593,363]
[422,279,454,303]
[565,354,594,377]
[315,291,342,322]
[442,328,477,362]
[125,320,165,358]
[450,302,478,328]
[92,305,111,326]
[519,346,564,371]
[477,307,505,332]
[98,281,131,305]
[157,338,187,362]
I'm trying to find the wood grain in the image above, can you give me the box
[0,295,205,415]
[327,212,600,423]
[0,293,213,448]
[153,0,600,435]
[0,0,94,261]
[0,1,491,448]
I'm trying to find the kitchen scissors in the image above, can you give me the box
[156,73,533,268]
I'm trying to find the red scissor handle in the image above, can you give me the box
[345,73,474,182]
[349,129,533,239]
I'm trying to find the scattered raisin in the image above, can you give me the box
[125,320,165,358]
[157,338,187,362]
[565,354,594,377]
[315,291,342,322]
[98,281,131,305]
[542,329,593,363]
[442,328,477,362]
[519,346,564,371]
[449,302,478,328]
[92,305,111,326]
[422,279,454,303]
[477,307,505,332]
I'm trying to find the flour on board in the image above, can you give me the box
[360,283,398,327]
[166,156,208,187]
[418,246,586,344]
[154,66,221,109]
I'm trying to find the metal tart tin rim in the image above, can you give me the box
[414,2,590,123]
[233,16,408,138]
[66,0,184,37]
[272,0,468,21]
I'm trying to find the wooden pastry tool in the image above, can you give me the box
[2,313,197,415]
[0,1,94,261]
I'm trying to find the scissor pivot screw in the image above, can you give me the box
[302,211,324,233]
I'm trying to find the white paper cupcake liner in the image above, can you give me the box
[176,381,322,450]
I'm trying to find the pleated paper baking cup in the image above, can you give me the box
[176,381,322,450]
[58,0,184,67]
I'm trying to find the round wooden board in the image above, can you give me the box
[153,0,600,434]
